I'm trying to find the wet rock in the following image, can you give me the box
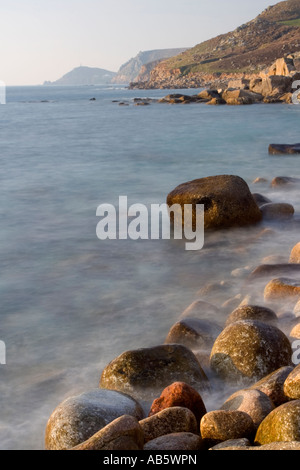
[260,202,295,220]
[255,400,300,445]
[148,382,207,427]
[166,175,262,231]
[290,242,300,264]
[250,367,294,407]
[284,365,300,399]
[222,88,263,105]
[248,264,300,281]
[206,97,226,105]
[209,438,251,450]
[179,300,221,321]
[220,389,275,429]
[200,410,255,447]
[165,318,221,349]
[210,320,292,383]
[252,193,272,207]
[140,407,198,443]
[294,300,300,316]
[198,89,221,101]
[252,177,268,184]
[71,415,144,451]
[144,432,205,451]
[100,344,209,401]
[45,389,144,450]
[271,176,300,188]
[269,143,300,155]
[225,305,278,327]
[264,278,300,302]
[290,322,300,338]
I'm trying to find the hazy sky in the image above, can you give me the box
[1,0,275,85]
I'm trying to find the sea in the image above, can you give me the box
[1,85,300,449]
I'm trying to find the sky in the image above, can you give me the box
[0,0,276,85]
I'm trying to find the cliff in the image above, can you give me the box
[130,0,300,89]
[112,48,188,84]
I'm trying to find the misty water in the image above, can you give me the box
[1,85,300,449]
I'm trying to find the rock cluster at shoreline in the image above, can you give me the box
[125,57,300,106]
[44,174,300,451]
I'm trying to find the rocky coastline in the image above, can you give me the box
[44,172,300,451]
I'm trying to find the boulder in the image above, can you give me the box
[249,366,294,407]
[271,177,300,188]
[252,193,272,207]
[148,382,207,427]
[269,143,300,155]
[290,322,300,338]
[260,202,295,220]
[220,389,275,429]
[165,318,222,349]
[248,264,300,281]
[222,88,263,105]
[295,301,300,316]
[140,407,198,443]
[210,320,292,383]
[99,344,209,401]
[197,89,221,101]
[268,58,296,77]
[144,432,205,451]
[264,278,300,302]
[227,79,250,90]
[71,415,144,451]
[255,400,300,445]
[166,175,262,231]
[179,300,221,321]
[284,365,300,399]
[290,242,300,263]
[45,389,144,450]
[225,305,278,327]
[200,410,255,447]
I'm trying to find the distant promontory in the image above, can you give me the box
[43,66,117,86]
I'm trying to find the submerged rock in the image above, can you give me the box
[167,175,262,231]
[264,278,300,302]
[45,389,144,450]
[210,320,292,383]
[260,202,295,220]
[100,344,209,401]
[290,242,300,264]
[269,143,300,155]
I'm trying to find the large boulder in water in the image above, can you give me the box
[100,344,209,401]
[167,175,262,231]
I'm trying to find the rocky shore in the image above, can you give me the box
[44,174,300,451]
[128,57,300,107]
